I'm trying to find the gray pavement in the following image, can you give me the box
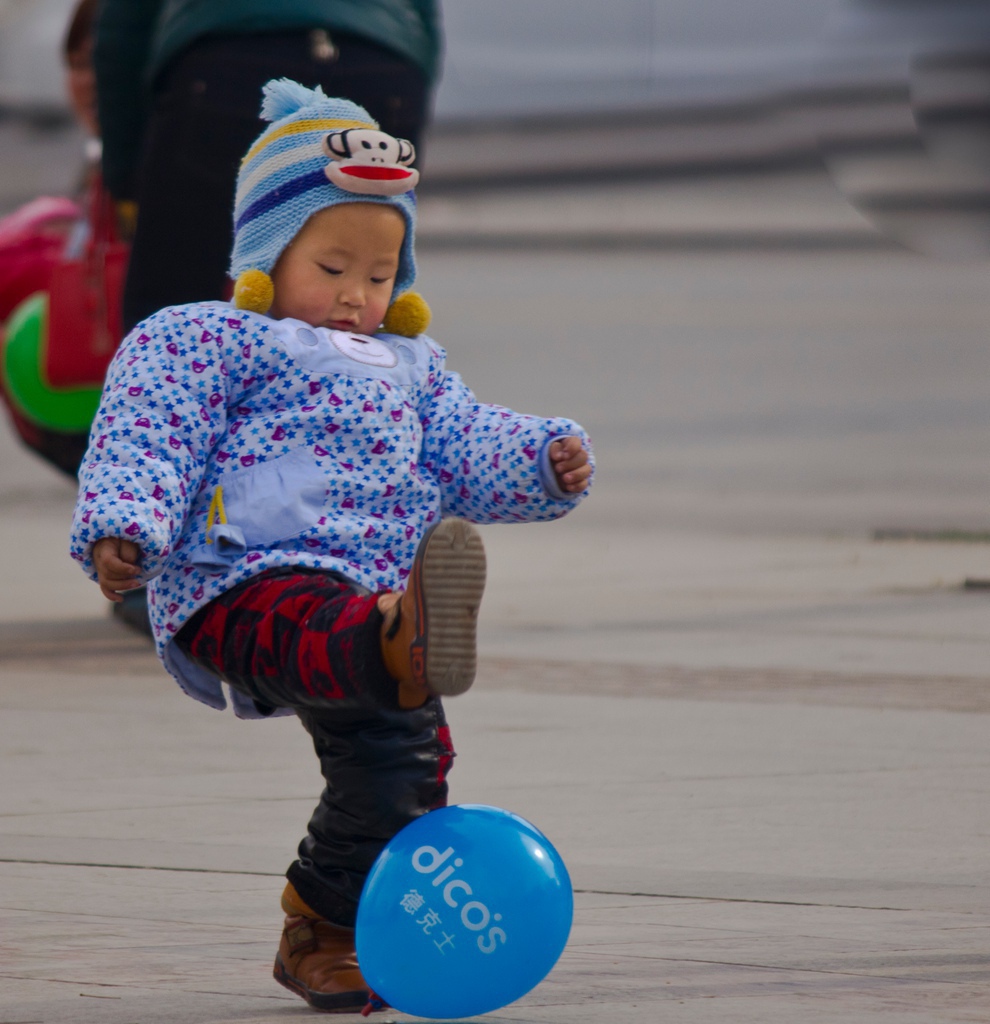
[2,144,990,1021]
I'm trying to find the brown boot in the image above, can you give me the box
[378,518,486,709]
[273,883,381,1013]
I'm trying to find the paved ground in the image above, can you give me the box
[1,122,989,1022]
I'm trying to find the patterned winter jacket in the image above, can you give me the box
[70,302,593,716]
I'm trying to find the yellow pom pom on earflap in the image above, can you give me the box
[382,291,431,338]
[233,269,274,314]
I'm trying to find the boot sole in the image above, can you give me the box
[273,953,374,1013]
[413,518,487,697]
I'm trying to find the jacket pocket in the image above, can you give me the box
[219,446,328,547]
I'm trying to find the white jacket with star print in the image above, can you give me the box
[70,302,593,716]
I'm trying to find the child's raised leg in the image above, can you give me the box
[176,518,486,714]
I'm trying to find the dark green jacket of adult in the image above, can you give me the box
[94,0,442,198]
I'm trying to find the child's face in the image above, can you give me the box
[268,203,405,334]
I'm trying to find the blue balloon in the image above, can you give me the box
[356,804,573,1019]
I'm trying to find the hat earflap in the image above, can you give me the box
[233,269,274,315]
[382,292,431,338]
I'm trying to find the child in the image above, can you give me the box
[70,79,593,1013]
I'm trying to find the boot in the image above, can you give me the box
[273,882,380,1013]
[378,518,486,709]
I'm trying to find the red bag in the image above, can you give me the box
[0,195,81,460]
[45,178,128,387]
[0,195,80,323]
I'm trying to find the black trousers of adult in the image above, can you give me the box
[122,31,430,332]
[175,569,453,928]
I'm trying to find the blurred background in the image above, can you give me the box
[4,1,990,251]
[2,1,983,116]
[4,0,844,116]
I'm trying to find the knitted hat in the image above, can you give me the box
[229,79,419,315]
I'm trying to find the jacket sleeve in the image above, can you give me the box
[417,346,594,523]
[93,0,163,199]
[70,308,230,582]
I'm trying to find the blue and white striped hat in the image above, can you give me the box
[230,79,418,305]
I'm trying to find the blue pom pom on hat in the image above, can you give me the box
[229,79,418,312]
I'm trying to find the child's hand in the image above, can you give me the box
[549,436,591,494]
[93,537,143,602]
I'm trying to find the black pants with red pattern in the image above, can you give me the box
[174,568,454,928]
